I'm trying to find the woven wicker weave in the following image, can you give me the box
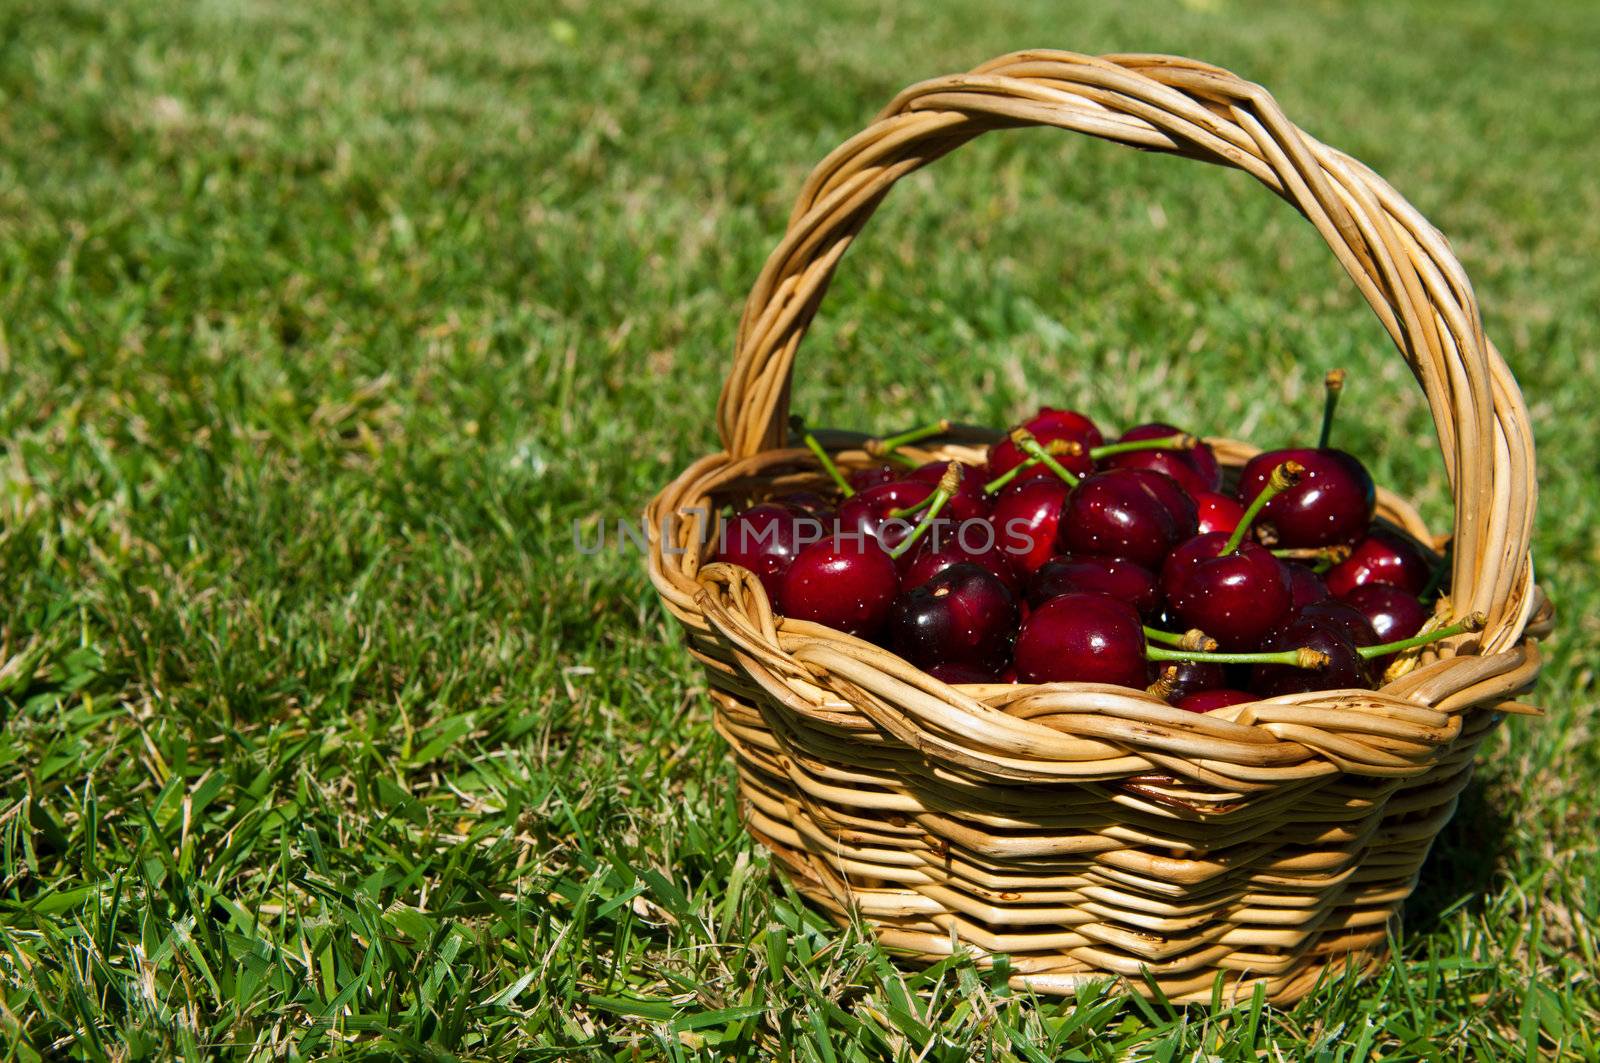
[645,51,1550,1004]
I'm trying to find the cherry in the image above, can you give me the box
[901,531,1019,592]
[1101,423,1221,495]
[986,408,1101,481]
[1342,584,1428,674]
[1250,613,1373,696]
[1285,564,1332,609]
[886,563,1018,672]
[1194,491,1246,536]
[1296,599,1380,650]
[990,477,1073,575]
[1013,593,1150,688]
[772,491,835,519]
[848,463,900,492]
[1176,689,1255,712]
[777,536,899,638]
[1161,534,1291,648]
[1237,447,1375,547]
[1058,468,1197,570]
[928,662,1003,684]
[1324,528,1432,597]
[1152,660,1227,702]
[838,480,934,551]
[905,460,992,520]
[1027,555,1159,616]
[714,503,815,598]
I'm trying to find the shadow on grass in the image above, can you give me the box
[1401,772,1514,937]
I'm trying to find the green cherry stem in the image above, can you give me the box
[1143,626,1218,652]
[1357,612,1485,660]
[867,419,951,457]
[1146,644,1330,670]
[888,463,962,560]
[1010,429,1081,487]
[982,439,1077,494]
[1318,368,1345,450]
[1271,544,1353,564]
[1089,433,1198,460]
[1222,460,1304,555]
[792,416,854,498]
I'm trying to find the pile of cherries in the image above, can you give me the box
[713,372,1471,711]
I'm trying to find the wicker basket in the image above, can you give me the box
[645,51,1550,1004]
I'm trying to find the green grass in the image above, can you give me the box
[0,0,1596,1057]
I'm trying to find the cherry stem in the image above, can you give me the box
[1089,433,1198,460]
[1222,460,1304,555]
[982,439,1077,494]
[1357,612,1484,660]
[867,419,951,457]
[1318,368,1345,450]
[1147,644,1330,670]
[888,493,934,520]
[1271,545,1353,563]
[1143,626,1218,652]
[1009,429,1081,487]
[888,463,962,560]
[791,416,854,498]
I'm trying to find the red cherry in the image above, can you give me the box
[1238,448,1375,547]
[838,480,933,552]
[1013,593,1149,688]
[903,460,991,522]
[1103,422,1222,494]
[1058,469,1197,570]
[1157,659,1227,702]
[901,531,1019,592]
[989,478,1073,575]
[1176,689,1255,712]
[1286,564,1331,609]
[848,463,900,492]
[1325,528,1432,597]
[1341,584,1428,675]
[777,536,899,638]
[1250,612,1374,695]
[1194,491,1246,536]
[714,503,816,598]
[1027,555,1159,616]
[1160,533,1292,648]
[1296,599,1380,650]
[886,563,1018,672]
[986,408,1101,480]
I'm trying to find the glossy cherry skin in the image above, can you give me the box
[1103,423,1222,495]
[777,537,899,639]
[1160,534,1292,648]
[1296,599,1380,650]
[927,661,1003,684]
[1160,660,1227,701]
[1286,564,1331,609]
[1176,689,1255,712]
[1250,613,1374,696]
[990,478,1073,575]
[1325,528,1432,597]
[1238,447,1375,547]
[714,503,814,598]
[1342,584,1427,674]
[848,463,900,492]
[1193,491,1246,536]
[1013,592,1150,688]
[903,460,992,521]
[1059,469,1197,571]
[901,529,1019,592]
[986,407,1102,480]
[1027,554,1160,616]
[838,480,934,552]
[887,563,1018,672]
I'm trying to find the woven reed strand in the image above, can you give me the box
[644,51,1548,1004]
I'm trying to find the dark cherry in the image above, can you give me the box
[901,532,1019,592]
[1296,599,1380,650]
[1194,490,1246,536]
[1058,468,1197,570]
[714,503,812,598]
[771,491,835,520]
[838,480,934,552]
[1103,422,1222,495]
[1176,689,1255,712]
[990,478,1073,575]
[1027,554,1160,616]
[1342,584,1428,674]
[1286,564,1331,609]
[777,536,899,638]
[848,463,901,492]
[886,563,1018,672]
[986,407,1101,480]
[927,662,1002,684]
[1250,614,1373,695]
[903,460,991,522]
[1159,660,1227,701]
[1238,448,1375,547]
[1013,592,1149,688]
[1325,528,1432,597]
[1160,533,1292,648]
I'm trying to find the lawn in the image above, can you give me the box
[0,0,1597,1058]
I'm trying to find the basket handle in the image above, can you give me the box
[714,50,1537,651]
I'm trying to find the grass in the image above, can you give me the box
[0,0,1596,1057]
